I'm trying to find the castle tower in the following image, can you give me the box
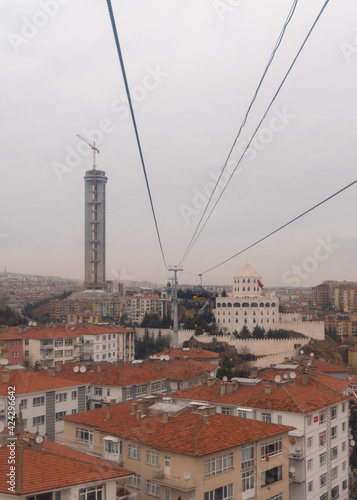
[233,263,263,298]
[84,168,108,290]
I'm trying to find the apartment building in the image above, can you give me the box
[334,285,357,313]
[62,397,294,500]
[0,368,86,441]
[125,293,166,324]
[170,364,350,500]
[0,426,133,500]
[0,327,24,365]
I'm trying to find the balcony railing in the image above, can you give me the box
[290,450,304,460]
[151,471,196,491]
[40,345,54,350]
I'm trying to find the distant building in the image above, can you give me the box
[125,293,167,324]
[0,327,24,365]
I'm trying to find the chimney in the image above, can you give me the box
[202,414,210,424]
[110,399,116,406]
[162,412,169,423]
[302,372,309,386]
[310,365,318,375]
[197,347,201,353]
[232,380,239,392]
[15,412,24,436]
[131,403,138,414]
[106,406,110,420]
[55,364,62,372]
[156,364,161,372]
[250,368,258,378]
[206,378,216,388]
[225,382,233,394]
[264,385,272,395]
[48,367,55,377]
[2,371,10,384]
[29,436,44,450]
[136,410,142,420]
[219,382,226,396]
[97,364,102,373]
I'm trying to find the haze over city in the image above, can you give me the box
[1,0,356,287]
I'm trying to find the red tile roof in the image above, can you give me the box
[154,347,219,361]
[0,433,132,494]
[5,324,134,340]
[0,369,83,396]
[63,403,294,457]
[47,359,213,386]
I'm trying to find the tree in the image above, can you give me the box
[239,324,251,338]
[222,290,227,297]
[252,325,265,339]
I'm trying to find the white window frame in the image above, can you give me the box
[128,443,141,460]
[147,449,160,466]
[204,452,233,478]
[146,480,160,497]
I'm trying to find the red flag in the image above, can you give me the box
[258,280,264,289]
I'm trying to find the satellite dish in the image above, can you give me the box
[165,355,170,361]
[223,376,228,382]
[33,322,37,326]
[210,371,215,378]
[73,366,79,373]
[79,366,87,373]
[35,436,43,444]
[159,355,165,361]
[289,466,295,473]
[290,372,296,380]
[275,375,281,383]
[310,352,314,357]
[284,374,288,379]
[349,434,353,440]
[307,361,312,366]
[184,472,190,480]
[2,359,8,366]
[28,321,33,326]
[351,440,356,446]
[300,349,304,355]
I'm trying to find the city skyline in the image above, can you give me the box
[1,0,356,287]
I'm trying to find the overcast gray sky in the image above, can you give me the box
[1,0,356,288]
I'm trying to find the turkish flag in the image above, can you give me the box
[258,280,264,289]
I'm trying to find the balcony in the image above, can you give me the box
[41,353,54,360]
[289,472,305,483]
[40,344,54,350]
[151,471,196,492]
[290,450,304,460]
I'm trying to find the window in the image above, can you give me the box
[307,436,313,448]
[320,474,327,488]
[137,385,147,396]
[146,481,160,497]
[204,452,233,478]
[331,466,338,481]
[222,407,234,415]
[238,410,248,418]
[151,381,161,392]
[56,393,67,403]
[102,335,107,341]
[261,438,282,459]
[55,350,63,358]
[128,443,140,460]
[342,441,346,452]
[320,452,326,466]
[65,339,73,346]
[102,354,106,360]
[56,411,67,421]
[164,488,171,500]
[94,387,103,397]
[65,349,73,357]
[241,442,254,470]
[55,339,63,347]
[320,495,328,500]
[342,479,348,490]
[20,399,27,409]
[342,461,346,471]
[320,411,326,424]
[331,426,337,440]
[128,475,141,489]
[33,415,45,426]
[331,446,338,460]
[102,345,106,350]
[106,389,110,397]
[267,495,282,500]
[147,449,160,466]
[25,339,29,346]
[319,432,326,446]
[277,415,282,425]
[331,486,339,500]
[242,470,254,492]
[33,396,44,407]
[342,402,346,412]
[308,481,313,493]
[25,350,29,357]
[72,391,77,400]
[71,409,77,414]
[262,412,272,423]
[307,459,313,470]
[105,440,119,454]
[204,484,233,500]
[261,466,282,488]
[79,485,103,500]
[12,341,18,346]
[307,415,312,425]
[164,456,170,467]
[331,406,337,419]
[342,421,346,432]
[75,428,93,445]
[12,352,18,358]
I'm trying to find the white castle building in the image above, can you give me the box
[214,264,281,333]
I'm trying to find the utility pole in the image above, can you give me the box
[168,265,183,348]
